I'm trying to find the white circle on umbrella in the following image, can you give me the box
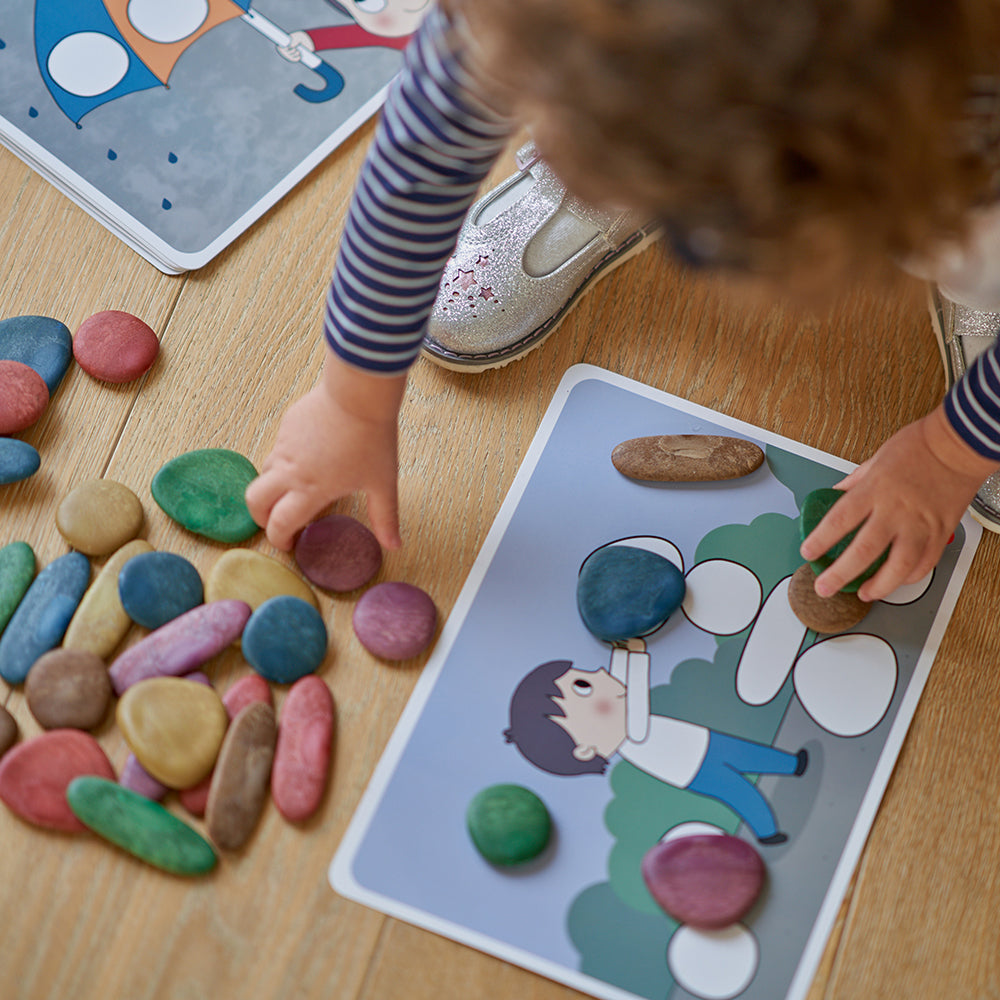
[128,0,210,43]
[683,560,762,635]
[667,924,759,999]
[880,570,933,605]
[660,821,725,844]
[48,33,130,97]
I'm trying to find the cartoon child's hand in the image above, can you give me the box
[276,31,316,62]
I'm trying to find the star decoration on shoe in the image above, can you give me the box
[479,286,496,302]
[454,269,477,291]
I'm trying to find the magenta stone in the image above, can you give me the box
[0,359,49,434]
[73,310,159,384]
[352,582,436,660]
[294,514,382,592]
[120,754,169,801]
[272,675,334,822]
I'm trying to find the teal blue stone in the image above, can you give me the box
[0,438,41,485]
[118,551,204,628]
[243,595,327,684]
[0,541,35,636]
[66,776,217,876]
[577,545,686,642]
[151,448,259,543]
[0,552,90,683]
[0,315,73,395]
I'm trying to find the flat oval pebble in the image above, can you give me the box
[352,582,437,660]
[294,514,382,592]
[0,438,41,485]
[577,545,685,642]
[466,784,552,866]
[0,359,49,434]
[67,776,216,876]
[788,562,871,634]
[0,705,19,758]
[151,448,259,543]
[641,834,766,929]
[117,676,229,788]
[205,548,318,611]
[0,541,35,636]
[0,729,115,832]
[272,675,334,822]
[63,539,153,657]
[73,310,159,383]
[120,754,169,801]
[205,701,277,850]
[612,434,765,482]
[0,315,73,395]
[118,550,203,628]
[243,596,327,684]
[24,648,112,730]
[56,478,144,556]
[0,551,90,684]
[108,598,251,694]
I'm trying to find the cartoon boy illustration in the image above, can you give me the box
[504,640,808,845]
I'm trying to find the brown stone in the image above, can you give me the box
[55,479,144,556]
[788,562,871,634]
[25,648,112,730]
[0,705,18,758]
[611,434,765,482]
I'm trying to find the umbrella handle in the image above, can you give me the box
[294,61,345,103]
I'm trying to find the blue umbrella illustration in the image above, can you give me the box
[35,0,344,125]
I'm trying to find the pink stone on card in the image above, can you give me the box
[0,359,49,434]
[294,514,382,592]
[73,310,159,384]
[352,582,436,660]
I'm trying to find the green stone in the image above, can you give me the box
[0,541,35,636]
[466,784,552,866]
[799,488,888,593]
[66,776,217,876]
[151,448,259,543]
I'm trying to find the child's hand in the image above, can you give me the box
[245,355,407,552]
[800,405,998,602]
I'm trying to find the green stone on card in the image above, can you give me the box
[151,448,259,543]
[0,541,35,635]
[466,784,552,866]
[66,776,217,876]
[799,488,888,593]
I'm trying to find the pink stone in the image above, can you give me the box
[294,514,382,592]
[271,675,334,822]
[0,359,49,434]
[0,729,116,832]
[73,310,159,384]
[352,582,437,660]
[120,754,168,801]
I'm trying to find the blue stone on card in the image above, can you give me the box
[0,551,90,684]
[0,438,41,485]
[0,315,73,395]
[577,545,685,642]
[118,551,204,629]
[242,595,327,684]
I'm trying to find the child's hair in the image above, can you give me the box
[448,0,1000,287]
[504,659,609,776]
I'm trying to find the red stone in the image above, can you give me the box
[0,359,49,434]
[73,310,159,384]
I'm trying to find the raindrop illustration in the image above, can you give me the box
[28,107,38,117]
[162,198,172,210]
[107,149,117,160]
[168,152,178,163]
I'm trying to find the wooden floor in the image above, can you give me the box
[2,119,1000,1000]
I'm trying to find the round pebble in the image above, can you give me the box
[0,705,18,758]
[205,548,318,611]
[788,563,871,634]
[0,438,41,485]
[25,648,112,730]
[294,514,382,591]
[0,315,73,395]
[243,595,328,684]
[352,582,437,660]
[0,359,49,434]
[272,675,334,822]
[118,550,203,629]
[0,541,36,636]
[612,434,764,482]
[641,834,766,929]
[56,478,144,556]
[73,310,159,383]
[466,784,552,866]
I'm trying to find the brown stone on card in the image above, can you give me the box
[73,310,159,384]
[25,648,112,730]
[56,478,144,556]
[788,562,871,634]
[0,359,49,434]
[612,434,765,482]
[0,705,18,759]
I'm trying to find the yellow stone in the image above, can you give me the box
[63,539,154,657]
[56,478,145,556]
[117,677,228,788]
[205,549,318,611]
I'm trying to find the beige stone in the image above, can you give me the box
[611,435,765,482]
[205,549,318,611]
[787,563,871,634]
[56,478,144,556]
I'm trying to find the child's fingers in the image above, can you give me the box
[366,483,402,550]
[245,471,284,528]
[262,489,321,552]
[799,492,866,563]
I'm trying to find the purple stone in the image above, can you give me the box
[352,582,436,661]
[294,514,382,592]
[120,754,168,801]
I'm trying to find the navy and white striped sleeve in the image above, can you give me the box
[945,343,1000,461]
[324,7,514,373]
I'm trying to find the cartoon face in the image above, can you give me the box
[550,667,627,762]
[340,0,432,38]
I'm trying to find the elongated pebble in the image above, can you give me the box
[0,705,18,758]
[56,479,144,556]
[352,582,437,661]
[73,310,159,384]
[24,648,111,730]
[205,548,318,611]
[0,729,115,832]
[272,675,334,822]
[120,754,169,801]
[108,599,251,694]
[118,550,203,629]
[0,359,49,434]
[0,438,41,485]
[612,434,765,482]
[67,776,216,875]
[243,596,327,684]
[0,541,35,636]
[0,552,90,684]
[294,514,382,591]
[0,315,73,395]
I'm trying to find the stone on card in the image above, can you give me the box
[151,448,259,543]
[788,563,871,634]
[25,648,112,730]
[0,541,35,636]
[117,676,228,788]
[577,545,685,642]
[0,315,73,395]
[0,359,49,434]
[63,539,153,657]
[120,754,169,801]
[294,514,382,592]
[0,729,115,832]
[243,596,327,684]
[108,599,251,694]
[205,701,277,850]
[0,551,90,685]
[0,705,18,759]
[66,776,217,876]
[118,550,203,629]
[642,834,766,929]
[73,310,159,383]
[466,784,552,866]
[0,438,41,485]
[612,434,765,482]
[55,478,144,556]
[352,582,437,661]
[271,675,334,822]
[205,548,318,612]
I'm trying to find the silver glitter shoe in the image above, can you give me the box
[423,142,661,372]
[928,285,1000,532]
